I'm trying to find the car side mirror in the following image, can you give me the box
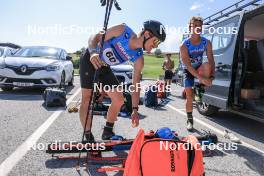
[66,56,72,60]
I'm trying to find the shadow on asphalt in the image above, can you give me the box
[170,94,185,99]
[0,88,44,101]
[186,128,227,158]
[224,144,264,175]
[203,147,226,158]
[102,113,147,120]
[42,105,68,112]
[189,128,263,175]
[146,98,173,111]
[45,151,127,176]
[0,85,75,101]
[201,111,264,145]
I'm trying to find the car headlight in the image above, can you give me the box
[125,72,133,79]
[46,64,60,71]
[0,62,6,69]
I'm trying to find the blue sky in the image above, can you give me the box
[1,0,240,53]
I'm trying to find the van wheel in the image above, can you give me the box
[196,102,219,116]
[59,72,65,88]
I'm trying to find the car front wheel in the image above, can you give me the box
[68,71,74,86]
[1,86,14,91]
[59,72,66,88]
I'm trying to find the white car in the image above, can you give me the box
[0,46,74,91]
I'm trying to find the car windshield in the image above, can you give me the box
[13,47,60,58]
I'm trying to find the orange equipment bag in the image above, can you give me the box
[124,129,204,176]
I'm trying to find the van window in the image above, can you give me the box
[206,15,240,52]
[212,33,233,50]
[203,33,213,42]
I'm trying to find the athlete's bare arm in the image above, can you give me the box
[132,57,144,109]
[206,41,215,76]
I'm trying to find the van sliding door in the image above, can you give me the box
[202,13,244,109]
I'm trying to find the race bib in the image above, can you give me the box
[102,48,120,65]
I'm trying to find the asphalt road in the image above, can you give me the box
[0,77,263,176]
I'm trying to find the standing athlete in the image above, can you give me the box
[79,20,166,141]
[162,53,174,90]
[180,16,215,131]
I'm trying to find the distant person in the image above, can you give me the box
[180,16,215,131]
[162,53,174,91]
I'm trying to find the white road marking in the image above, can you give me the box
[166,104,264,155]
[0,88,81,176]
[203,93,228,101]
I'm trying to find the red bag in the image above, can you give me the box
[156,81,166,98]
[123,129,146,175]
[124,129,204,176]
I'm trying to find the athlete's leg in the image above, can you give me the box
[167,71,173,91]
[183,69,195,131]
[197,62,212,85]
[186,87,194,131]
[107,90,124,123]
[168,79,172,86]
[164,70,170,91]
[79,48,96,141]
[185,87,193,113]
[101,88,124,140]
[98,66,124,140]
[96,90,107,103]
[79,88,93,131]
[164,79,169,89]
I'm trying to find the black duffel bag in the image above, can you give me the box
[43,88,67,107]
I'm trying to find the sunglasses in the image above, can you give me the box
[153,39,161,48]
[146,32,161,48]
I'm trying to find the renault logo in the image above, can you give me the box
[20,65,27,73]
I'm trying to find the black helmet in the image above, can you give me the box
[143,20,166,42]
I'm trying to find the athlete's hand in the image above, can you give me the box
[90,54,104,70]
[199,77,212,87]
[131,111,139,128]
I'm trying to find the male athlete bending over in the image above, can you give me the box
[79,21,166,141]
